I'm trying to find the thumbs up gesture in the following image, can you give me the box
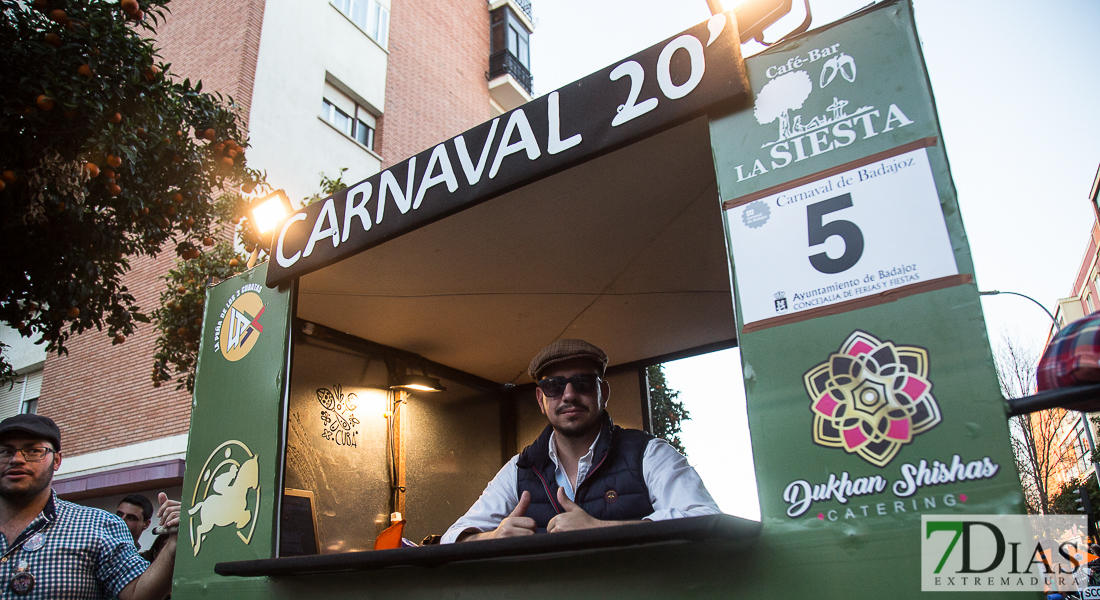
[546,487,600,533]
[489,490,537,539]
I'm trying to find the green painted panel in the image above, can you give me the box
[173,262,292,596]
[710,0,1024,596]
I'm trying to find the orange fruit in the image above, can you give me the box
[45,33,61,47]
[204,128,215,141]
[102,168,115,179]
[2,171,15,183]
[0,181,5,192]
[212,142,224,152]
[83,163,99,177]
[185,216,194,227]
[108,184,121,195]
[67,306,80,317]
[172,192,183,203]
[177,327,188,336]
[113,334,126,344]
[107,154,122,168]
[229,258,239,267]
[175,129,182,137]
[121,0,139,14]
[159,217,170,228]
[140,207,149,215]
[77,64,92,77]
[202,237,214,246]
[193,318,203,327]
[177,285,187,293]
[167,205,176,215]
[143,65,159,81]
[108,112,122,123]
[241,182,255,193]
[221,157,233,167]
[49,9,66,22]
[136,127,146,137]
[227,148,238,158]
[36,95,54,111]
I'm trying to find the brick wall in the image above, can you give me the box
[379,0,492,168]
[38,0,265,459]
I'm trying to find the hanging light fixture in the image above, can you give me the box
[389,373,446,393]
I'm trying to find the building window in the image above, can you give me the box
[1087,292,1095,314]
[491,6,530,69]
[1073,418,1091,474]
[0,368,42,420]
[321,82,377,152]
[489,5,532,94]
[332,0,389,47]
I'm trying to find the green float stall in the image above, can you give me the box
[171,2,1042,597]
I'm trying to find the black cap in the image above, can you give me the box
[0,414,61,451]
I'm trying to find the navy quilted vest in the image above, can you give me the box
[515,413,654,531]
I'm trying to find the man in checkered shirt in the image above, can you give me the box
[0,414,180,599]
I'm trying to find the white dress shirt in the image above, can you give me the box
[441,430,721,543]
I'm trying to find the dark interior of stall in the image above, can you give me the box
[276,115,740,555]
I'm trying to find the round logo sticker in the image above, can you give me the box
[217,290,265,362]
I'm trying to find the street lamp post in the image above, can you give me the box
[978,290,1059,332]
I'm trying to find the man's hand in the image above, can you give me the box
[156,492,181,533]
[546,487,604,533]
[118,493,181,600]
[457,491,536,542]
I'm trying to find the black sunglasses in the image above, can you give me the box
[537,374,601,398]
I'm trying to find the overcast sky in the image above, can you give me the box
[530,0,1100,519]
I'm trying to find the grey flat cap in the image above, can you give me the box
[528,339,608,381]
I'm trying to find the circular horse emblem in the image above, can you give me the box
[188,440,261,556]
[218,292,265,362]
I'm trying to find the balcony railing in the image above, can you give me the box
[512,0,532,21]
[489,51,532,95]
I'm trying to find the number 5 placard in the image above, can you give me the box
[725,145,958,330]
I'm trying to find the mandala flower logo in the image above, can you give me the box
[803,331,941,467]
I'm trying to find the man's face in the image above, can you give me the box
[116,502,150,542]
[0,435,60,503]
[535,359,609,439]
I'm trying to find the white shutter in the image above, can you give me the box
[0,379,21,419]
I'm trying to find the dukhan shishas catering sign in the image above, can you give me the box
[266,12,751,287]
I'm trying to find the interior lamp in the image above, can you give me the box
[389,373,446,393]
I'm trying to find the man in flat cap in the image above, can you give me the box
[443,339,719,543]
[0,413,180,599]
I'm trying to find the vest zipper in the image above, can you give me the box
[533,468,563,514]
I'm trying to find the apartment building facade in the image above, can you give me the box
[2,0,534,551]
